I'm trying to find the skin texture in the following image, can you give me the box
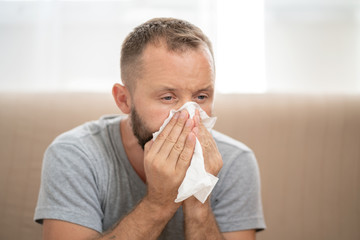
[42,43,256,240]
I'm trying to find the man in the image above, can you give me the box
[34,18,265,240]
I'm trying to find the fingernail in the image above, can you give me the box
[180,110,187,119]
[186,119,192,127]
[188,132,195,141]
[174,112,180,119]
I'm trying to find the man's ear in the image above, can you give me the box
[112,83,131,114]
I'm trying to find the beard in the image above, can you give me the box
[130,105,154,149]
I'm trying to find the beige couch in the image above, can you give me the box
[1,92,359,240]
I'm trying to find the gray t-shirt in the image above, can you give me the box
[34,115,265,238]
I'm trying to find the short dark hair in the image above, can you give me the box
[120,17,214,91]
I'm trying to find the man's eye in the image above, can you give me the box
[198,95,205,100]
[197,95,207,100]
[163,96,173,101]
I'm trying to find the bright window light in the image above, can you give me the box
[0,0,266,93]
[215,0,266,93]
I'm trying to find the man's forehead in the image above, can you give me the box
[142,41,213,63]
[130,42,215,93]
[141,45,215,75]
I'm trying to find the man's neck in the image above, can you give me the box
[120,117,146,183]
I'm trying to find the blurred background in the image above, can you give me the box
[1,0,359,94]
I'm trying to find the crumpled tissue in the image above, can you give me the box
[152,102,219,203]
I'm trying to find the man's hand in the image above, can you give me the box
[143,109,196,212]
[193,110,223,176]
[99,110,197,240]
[181,110,226,240]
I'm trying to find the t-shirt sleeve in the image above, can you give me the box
[34,142,104,233]
[211,149,266,233]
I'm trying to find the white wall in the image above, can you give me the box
[266,0,360,93]
[0,1,217,92]
[0,0,265,93]
[0,0,359,93]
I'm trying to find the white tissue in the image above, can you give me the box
[152,102,219,203]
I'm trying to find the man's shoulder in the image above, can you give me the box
[52,115,123,146]
[211,130,252,154]
[43,115,125,171]
[211,129,258,171]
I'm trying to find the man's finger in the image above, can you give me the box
[157,110,189,159]
[175,132,196,173]
[149,111,181,155]
[167,118,194,168]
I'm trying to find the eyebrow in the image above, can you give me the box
[192,86,215,96]
[197,85,214,92]
[155,85,214,93]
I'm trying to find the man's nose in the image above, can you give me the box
[176,98,193,109]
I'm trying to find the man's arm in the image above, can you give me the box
[43,196,178,240]
[42,195,178,240]
[183,197,256,240]
[42,110,196,240]
[99,196,179,240]
[183,197,224,240]
[43,220,99,240]
[183,111,257,240]
[43,198,255,240]
[223,230,256,240]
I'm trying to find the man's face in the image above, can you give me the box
[130,105,153,149]
[129,43,215,148]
